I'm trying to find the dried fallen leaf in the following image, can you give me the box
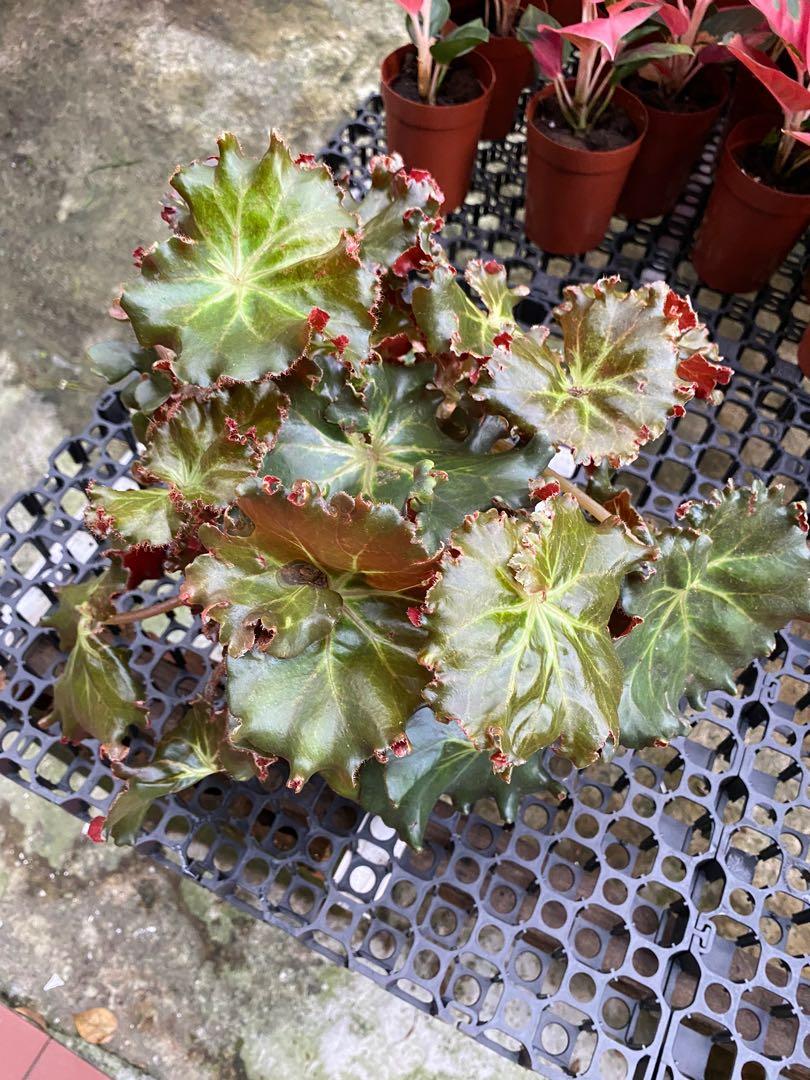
[74,1006,118,1045]
[14,1006,47,1031]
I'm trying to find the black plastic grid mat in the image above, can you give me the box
[1,92,809,1080]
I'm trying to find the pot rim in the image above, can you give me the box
[631,66,730,122]
[724,114,810,207]
[380,44,495,117]
[527,81,648,162]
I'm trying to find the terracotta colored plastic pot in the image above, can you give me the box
[448,0,483,19]
[618,68,729,220]
[726,65,780,135]
[545,0,583,24]
[692,116,810,294]
[478,34,535,140]
[524,83,647,254]
[799,325,810,379]
[381,46,495,213]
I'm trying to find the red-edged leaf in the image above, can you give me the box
[787,127,810,145]
[394,0,425,13]
[240,478,441,593]
[727,36,810,113]
[666,291,733,401]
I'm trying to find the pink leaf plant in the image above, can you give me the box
[530,0,688,131]
[391,0,490,104]
[727,0,810,175]
[637,0,762,100]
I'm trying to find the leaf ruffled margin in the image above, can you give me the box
[43,566,148,761]
[183,478,440,793]
[104,703,257,845]
[421,496,652,769]
[412,266,732,465]
[476,278,732,466]
[617,480,810,748]
[357,707,566,848]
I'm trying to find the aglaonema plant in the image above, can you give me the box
[393,0,490,103]
[727,0,810,175]
[637,1,762,100]
[43,133,810,851]
[530,0,691,131]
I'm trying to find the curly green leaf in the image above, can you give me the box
[618,482,810,748]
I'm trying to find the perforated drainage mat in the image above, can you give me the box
[1,91,809,1080]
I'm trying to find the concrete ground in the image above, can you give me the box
[0,3,530,1078]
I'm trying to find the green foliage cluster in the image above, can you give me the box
[45,134,810,847]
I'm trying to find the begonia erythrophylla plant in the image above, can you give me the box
[727,0,810,174]
[42,133,810,850]
[531,0,691,131]
[393,0,490,103]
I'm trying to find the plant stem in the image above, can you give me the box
[416,0,433,102]
[542,469,613,523]
[104,595,183,627]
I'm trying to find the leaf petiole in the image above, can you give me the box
[103,595,184,627]
[542,469,613,524]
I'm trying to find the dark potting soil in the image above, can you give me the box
[737,140,810,196]
[627,70,722,114]
[532,97,637,152]
[392,52,483,106]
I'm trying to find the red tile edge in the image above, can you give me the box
[0,1005,110,1080]
[0,1007,49,1079]
[27,1038,110,1080]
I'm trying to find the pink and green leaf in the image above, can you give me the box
[727,35,810,113]
[744,0,810,74]
[555,1,662,60]
[421,498,651,769]
[476,279,706,466]
[121,132,378,385]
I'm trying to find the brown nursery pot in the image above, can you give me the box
[524,82,648,254]
[618,68,729,220]
[448,0,482,19]
[381,45,495,213]
[692,116,810,294]
[478,33,535,140]
[545,0,583,25]
[726,65,780,135]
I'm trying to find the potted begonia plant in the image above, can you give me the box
[692,0,810,292]
[381,0,494,211]
[41,134,810,850]
[524,0,689,252]
[617,1,760,220]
